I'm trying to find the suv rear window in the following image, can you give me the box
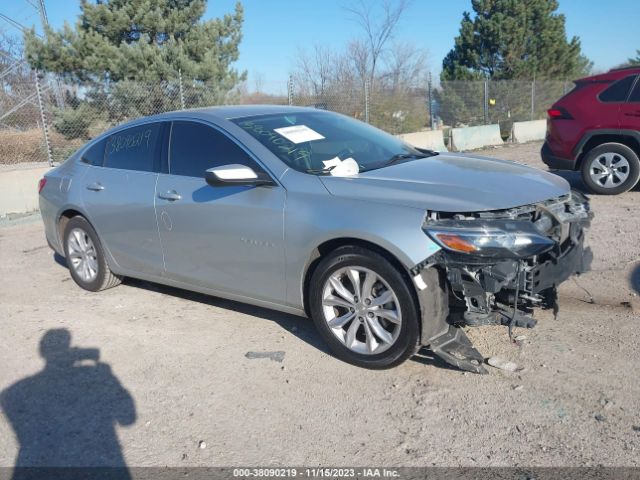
[599,75,637,102]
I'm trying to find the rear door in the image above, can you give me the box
[619,75,640,130]
[155,120,286,304]
[81,122,166,276]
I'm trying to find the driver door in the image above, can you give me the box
[155,120,286,304]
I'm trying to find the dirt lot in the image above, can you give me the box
[0,141,638,468]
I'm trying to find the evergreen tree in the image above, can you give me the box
[438,0,591,127]
[24,0,246,139]
[25,0,245,86]
[629,50,640,66]
[441,0,591,81]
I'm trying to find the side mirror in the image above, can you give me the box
[205,164,275,187]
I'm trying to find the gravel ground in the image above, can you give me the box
[0,141,638,468]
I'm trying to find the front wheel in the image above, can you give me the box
[309,246,420,369]
[580,143,640,195]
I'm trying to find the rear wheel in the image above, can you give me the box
[63,216,122,292]
[309,246,420,369]
[580,143,640,195]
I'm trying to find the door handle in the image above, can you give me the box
[158,190,182,201]
[86,182,104,191]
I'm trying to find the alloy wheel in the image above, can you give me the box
[321,267,402,355]
[67,227,99,283]
[589,152,630,189]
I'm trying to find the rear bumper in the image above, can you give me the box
[541,142,577,171]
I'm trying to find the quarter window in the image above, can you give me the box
[81,138,106,166]
[168,121,254,178]
[599,75,637,103]
[104,123,164,172]
[628,78,640,102]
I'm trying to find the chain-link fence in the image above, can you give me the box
[0,72,572,166]
[437,80,572,128]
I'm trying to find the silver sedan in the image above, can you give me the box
[38,106,592,373]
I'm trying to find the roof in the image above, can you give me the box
[159,104,318,121]
[95,105,324,139]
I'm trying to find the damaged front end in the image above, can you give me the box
[416,191,593,374]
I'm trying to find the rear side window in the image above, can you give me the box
[104,123,164,172]
[599,75,637,102]
[628,78,640,102]
[169,121,254,178]
[81,138,106,166]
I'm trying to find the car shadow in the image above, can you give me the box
[0,329,135,479]
[125,279,459,371]
[55,254,471,372]
[631,263,640,294]
[124,278,331,355]
[549,169,640,194]
[548,170,588,192]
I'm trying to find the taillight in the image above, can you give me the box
[38,177,47,194]
[547,107,573,120]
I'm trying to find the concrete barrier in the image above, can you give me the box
[512,119,547,144]
[0,163,51,217]
[450,124,503,151]
[397,130,448,152]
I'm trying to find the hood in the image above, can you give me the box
[319,153,570,212]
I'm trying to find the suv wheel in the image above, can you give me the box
[580,143,640,195]
[309,246,420,369]
[63,216,122,292]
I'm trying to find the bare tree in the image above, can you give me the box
[345,39,370,84]
[343,0,411,84]
[293,45,338,97]
[252,72,265,94]
[381,41,428,92]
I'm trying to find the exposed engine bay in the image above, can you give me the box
[416,190,593,373]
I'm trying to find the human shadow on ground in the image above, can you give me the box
[0,329,135,480]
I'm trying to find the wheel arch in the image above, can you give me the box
[575,130,640,169]
[301,237,419,320]
[55,207,122,274]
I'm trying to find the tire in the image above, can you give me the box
[580,143,640,195]
[63,216,122,292]
[308,246,420,369]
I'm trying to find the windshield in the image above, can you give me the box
[232,111,435,174]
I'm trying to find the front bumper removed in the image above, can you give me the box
[416,192,592,374]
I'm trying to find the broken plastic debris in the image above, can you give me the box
[245,351,286,362]
[487,357,519,372]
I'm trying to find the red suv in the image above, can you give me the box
[542,66,640,195]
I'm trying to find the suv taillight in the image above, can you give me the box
[38,177,47,194]
[547,107,573,120]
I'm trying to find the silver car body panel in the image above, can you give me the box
[319,154,570,212]
[39,105,577,321]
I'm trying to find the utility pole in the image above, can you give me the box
[428,72,434,130]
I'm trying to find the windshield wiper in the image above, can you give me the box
[384,151,434,167]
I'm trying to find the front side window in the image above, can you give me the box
[599,75,637,103]
[104,122,164,172]
[168,121,254,178]
[232,111,432,174]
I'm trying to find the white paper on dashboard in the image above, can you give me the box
[322,156,342,169]
[330,158,359,177]
[274,125,325,144]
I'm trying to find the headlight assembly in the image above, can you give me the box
[425,221,556,259]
